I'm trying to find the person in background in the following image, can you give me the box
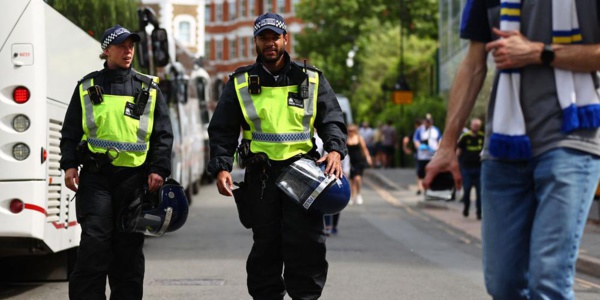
[207,13,347,299]
[380,120,398,168]
[424,1,600,298]
[403,118,423,194]
[359,121,376,157]
[456,118,484,220]
[346,124,373,205]
[60,24,173,300]
[413,116,441,195]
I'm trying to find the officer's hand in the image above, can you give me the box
[317,151,343,178]
[216,170,234,197]
[65,168,79,192]
[423,147,462,190]
[147,173,164,193]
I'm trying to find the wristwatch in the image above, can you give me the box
[540,44,554,66]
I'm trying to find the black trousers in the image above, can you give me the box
[69,167,145,300]
[244,163,328,300]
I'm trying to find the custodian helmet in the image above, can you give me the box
[119,178,189,236]
[276,158,350,215]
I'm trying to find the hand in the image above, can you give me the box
[65,168,79,192]
[422,147,462,191]
[485,28,541,69]
[147,173,164,192]
[316,151,343,178]
[216,170,234,197]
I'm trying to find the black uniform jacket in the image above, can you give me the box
[59,64,173,179]
[207,52,348,176]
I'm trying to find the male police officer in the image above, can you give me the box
[60,24,173,300]
[208,13,347,300]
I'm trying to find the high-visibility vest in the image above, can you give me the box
[234,70,319,161]
[79,75,158,167]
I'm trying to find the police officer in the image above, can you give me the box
[208,13,347,300]
[60,24,173,300]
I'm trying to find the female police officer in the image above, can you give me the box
[60,24,173,300]
[208,13,347,300]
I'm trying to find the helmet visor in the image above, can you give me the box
[276,158,335,209]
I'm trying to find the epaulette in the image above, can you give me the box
[133,72,159,88]
[292,61,322,74]
[228,64,256,78]
[78,70,100,84]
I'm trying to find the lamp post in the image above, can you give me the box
[392,0,412,105]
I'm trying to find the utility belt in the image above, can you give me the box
[76,140,120,173]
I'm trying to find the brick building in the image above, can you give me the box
[140,0,304,99]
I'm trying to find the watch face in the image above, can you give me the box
[541,45,554,66]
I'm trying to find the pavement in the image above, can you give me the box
[363,168,600,279]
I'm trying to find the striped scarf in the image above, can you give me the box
[489,0,600,159]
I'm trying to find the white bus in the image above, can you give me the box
[0,0,102,279]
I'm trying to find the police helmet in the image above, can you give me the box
[276,158,350,215]
[119,178,189,236]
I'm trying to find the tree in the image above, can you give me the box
[46,0,140,43]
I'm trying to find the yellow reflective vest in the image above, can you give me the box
[234,70,319,161]
[78,75,158,167]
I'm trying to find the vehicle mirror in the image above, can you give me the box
[136,31,149,68]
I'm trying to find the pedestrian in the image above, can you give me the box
[359,121,376,157]
[207,12,347,300]
[413,115,441,196]
[424,1,600,298]
[60,24,173,299]
[456,118,484,220]
[347,124,373,205]
[403,118,423,193]
[380,120,398,168]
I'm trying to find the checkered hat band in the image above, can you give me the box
[88,138,147,152]
[254,18,287,32]
[252,132,311,142]
[102,28,130,50]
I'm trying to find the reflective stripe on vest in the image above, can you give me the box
[235,70,319,161]
[79,75,158,167]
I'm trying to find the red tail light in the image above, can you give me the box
[10,199,24,214]
[13,86,30,104]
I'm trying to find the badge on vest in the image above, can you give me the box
[287,92,304,109]
[124,102,140,120]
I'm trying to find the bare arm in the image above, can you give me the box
[486,28,600,72]
[359,136,373,166]
[423,41,488,190]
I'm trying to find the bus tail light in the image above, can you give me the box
[10,199,24,214]
[13,86,30,104]
[12,114,30,132]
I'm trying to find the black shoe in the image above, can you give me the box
[462,209,469,217]
[477,212,482,220]
[416,190,422,195]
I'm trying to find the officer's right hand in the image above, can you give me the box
[216,170,234,197]
[65,168,79,192]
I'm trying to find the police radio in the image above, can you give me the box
[87,86,104,105]
[248,75,261,94]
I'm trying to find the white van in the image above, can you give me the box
[336,94,353,125]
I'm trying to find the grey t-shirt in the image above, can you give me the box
[474,1,600,159]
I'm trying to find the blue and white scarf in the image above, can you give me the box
[489,0,600,159]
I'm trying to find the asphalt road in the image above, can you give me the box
[1,172,599,299]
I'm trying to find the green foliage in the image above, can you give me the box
[46,0,140,42]
[295,0,441,135]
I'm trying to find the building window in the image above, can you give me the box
[277,0,285,14]
[216,3,223,22]
[216,40,223,60]
[249,0,255,16]
[230,39,237,59]
[229,0,237,21]
[204,40,211,59]
[174,15,196,46]
[240,0,246,18]
[205,4,211,23]
[264,0,272,12]
[291,0,300,13]
[239,37,246,58]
